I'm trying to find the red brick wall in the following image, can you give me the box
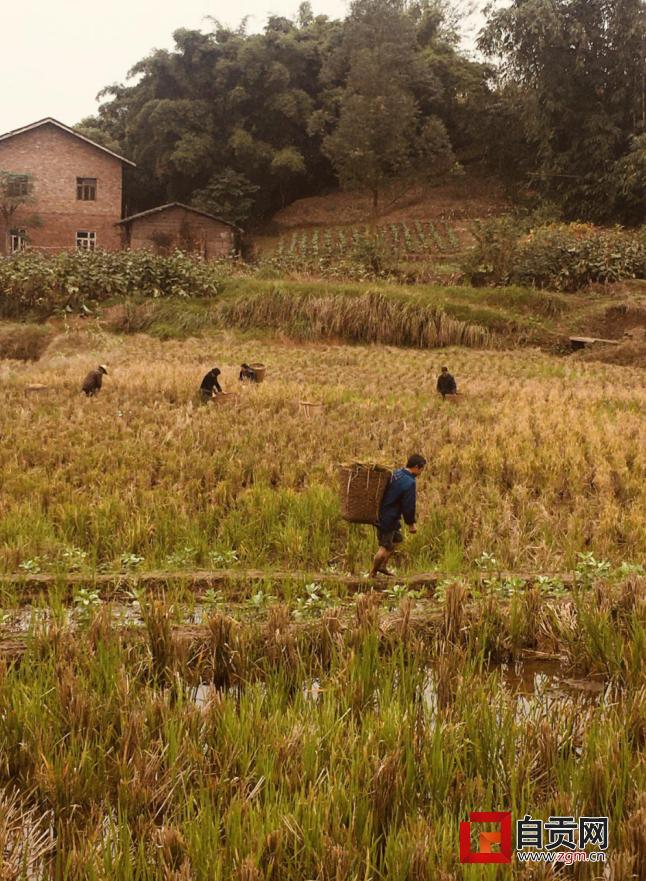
[125,206,235,259]
[0,123,124,254]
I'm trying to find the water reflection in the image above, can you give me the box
[191,658,608,715]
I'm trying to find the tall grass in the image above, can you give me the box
[106,287,494,348]
[216,289,491,348]
[103,278,569,344]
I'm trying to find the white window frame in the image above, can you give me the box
[10,229,26,253]
[76,231,96,251]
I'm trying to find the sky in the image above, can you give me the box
[0,0,485,135]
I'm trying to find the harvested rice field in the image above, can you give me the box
[1,328,646,878]
[3,332,646,575]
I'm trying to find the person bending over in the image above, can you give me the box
[370,453,426,578]
[200,367,222,402]
[82,364,108,397]
[239,363,258,382]
[437,366,457,398]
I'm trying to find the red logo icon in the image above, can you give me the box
[460,811,513,863]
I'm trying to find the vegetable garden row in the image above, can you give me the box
[272,220,469,261]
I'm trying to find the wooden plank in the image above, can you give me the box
[570,336,620,349]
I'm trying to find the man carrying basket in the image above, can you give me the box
[370,454,426,578]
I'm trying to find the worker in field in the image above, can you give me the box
[81,364,108,397]
[239,363,258,382]
[437,366,457,398]
[369,454,426,579]
[199,367,222,402]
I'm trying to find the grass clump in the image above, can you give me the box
[216,287,491,348]
[0,322,54,360]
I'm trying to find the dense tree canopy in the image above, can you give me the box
[317,0,456,208]
[479,0,646,223]
[78,0,646,226]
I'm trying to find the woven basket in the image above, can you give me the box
[338,462,392,524]
[299,400,324,418]
[249,363,266,382]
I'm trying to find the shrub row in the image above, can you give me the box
[463,221,646,291]
[0,250,225,317]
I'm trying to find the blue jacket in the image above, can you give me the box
[378,468,417,532]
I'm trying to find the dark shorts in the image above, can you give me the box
[375,528,403,551]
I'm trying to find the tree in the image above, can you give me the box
[76,2,489,222]
[191,169,259,225]
[0,171,38,255]
[82,16,342,224]
[479,0,646,223]
[614,135,646,224]
[321,0,455,211]
[74,120,124,156]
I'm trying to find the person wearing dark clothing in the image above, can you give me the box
[82,364,108,397]
[200,368,222,402]
[437,366,457,398]
[239,363,258,382]
[370,454,426,578]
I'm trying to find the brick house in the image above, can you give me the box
[118,203,239,258]
[0,117,135,255]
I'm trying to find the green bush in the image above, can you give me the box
[514,224,646,291]
[462,216,523,286]
[0,250,226,317]
[463,221,646,291]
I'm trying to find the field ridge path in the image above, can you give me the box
[0,567,576,604]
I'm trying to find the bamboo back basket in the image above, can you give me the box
[338,462,392,524]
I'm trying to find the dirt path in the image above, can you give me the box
[0,567,575,605]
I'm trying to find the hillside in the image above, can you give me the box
[252,173,509,259]
[270,175,508,229]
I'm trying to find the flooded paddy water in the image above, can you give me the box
[190,656,609,716]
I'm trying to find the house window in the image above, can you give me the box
[76,177,97,201]
[10,229,26,253]
[7,175,30,198]
[76,231,96,251]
